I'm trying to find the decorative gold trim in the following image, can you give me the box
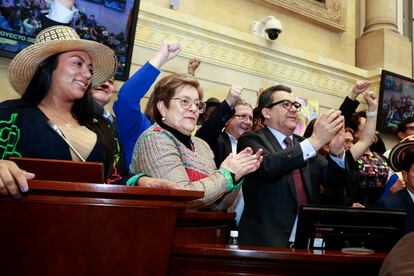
[256,0,346,32]
[134,3,374,102]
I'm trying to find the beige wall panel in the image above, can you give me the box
[0,0,400,147]
[145,0,356,66]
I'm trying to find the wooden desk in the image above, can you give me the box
[0,180,203,276]
[174,211,235,246]
[170,244,387,276]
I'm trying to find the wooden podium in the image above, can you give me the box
[0,159,203,276]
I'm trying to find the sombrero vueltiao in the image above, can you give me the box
[8,25,117,95]
[388,135,414,171]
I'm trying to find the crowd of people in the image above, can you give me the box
[0,0,129,74]
[0,0,413,272]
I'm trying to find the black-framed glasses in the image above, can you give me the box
[233,113,253,122]
[266,100,301,111]
[171,97,206,113]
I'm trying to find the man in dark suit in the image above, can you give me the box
[211,100,253,167]
[212,100,253,223]
[237,84,347,247]
[376,147,414,235]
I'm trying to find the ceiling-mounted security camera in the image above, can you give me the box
[251,16,283,40]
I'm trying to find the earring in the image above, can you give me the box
[162,116,166,121]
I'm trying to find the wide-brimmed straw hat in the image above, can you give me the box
[8,25,117,95]
[388,135,414,171]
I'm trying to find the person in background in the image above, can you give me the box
[344,127,355,151]
[196,85,242,148]
[89,76,116,121]
[252,106,264,131]
[383,117,414,195]
[131,73,263,210]
[343,91,383,207]
[375,136,414,235]
[340,80,387,154]
[197,97,220,125]
[237,84,347,247]
[346,113,389,207]
[207,99,254,224]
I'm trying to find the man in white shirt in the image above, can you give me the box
[220,100,253,224]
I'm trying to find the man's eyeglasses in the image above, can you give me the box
[234,114,253,122]
[171,97,206,113]
[265,100,301,111]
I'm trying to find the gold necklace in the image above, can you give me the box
[40,102,74,128]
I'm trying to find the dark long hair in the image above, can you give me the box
[21,53,117,178]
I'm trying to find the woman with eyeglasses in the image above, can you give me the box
[130,73,263,210]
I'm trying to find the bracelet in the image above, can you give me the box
[218,168,234,192]
[232,178,245,190]
[366,111,377,117]
[126,173,146,186]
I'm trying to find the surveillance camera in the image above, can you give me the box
[264,17,282,40]
[251,16,283,40]
[266,28,281,40]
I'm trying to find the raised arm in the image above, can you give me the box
[349,91,378,160]
[187,58,201,76]
[148,42,181,69]
[113,42,181,167]
[339,80,371,123]
[195,84,242,146]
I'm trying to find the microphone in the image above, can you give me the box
[47,120,86,162]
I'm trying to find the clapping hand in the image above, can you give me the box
[221,147,263,181]
[309,109,344,151]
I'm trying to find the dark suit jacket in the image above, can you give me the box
[375,189,414,235]
[196,101,234,167]
[212,132,233,168]
[237,127,346,247]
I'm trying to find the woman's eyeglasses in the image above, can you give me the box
[266,100,301,111]
[171,97,206,113]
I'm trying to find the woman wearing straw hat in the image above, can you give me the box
[0,25,178,199]
[375,135,414,235]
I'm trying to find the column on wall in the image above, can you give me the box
[356,0,412,77]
